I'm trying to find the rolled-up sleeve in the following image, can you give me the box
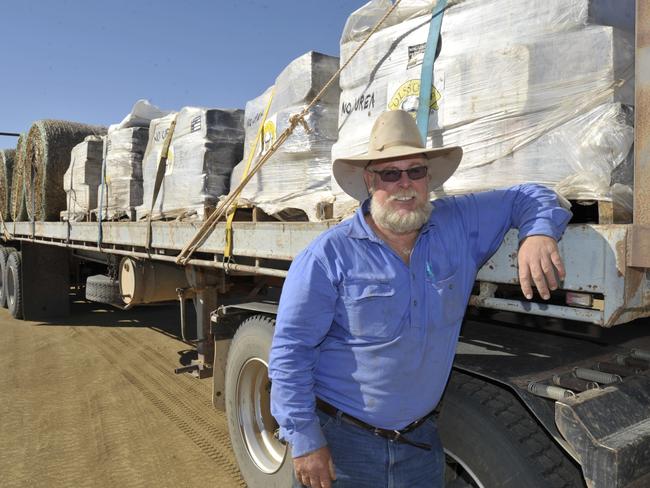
[268,249,338,457]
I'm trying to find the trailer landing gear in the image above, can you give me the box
[181,266,226,379]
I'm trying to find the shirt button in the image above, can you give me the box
[413,300,417,306]
[412,272,416,279]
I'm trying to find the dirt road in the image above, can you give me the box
[0,300,245,488]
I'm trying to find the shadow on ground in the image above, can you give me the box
[31,296,198,342]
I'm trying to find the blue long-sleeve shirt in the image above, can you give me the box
[268,184,571,457]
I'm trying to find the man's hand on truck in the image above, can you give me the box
[293,446,337,488]
[518,235,565,300]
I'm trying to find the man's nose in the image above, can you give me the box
[397,171,412,187]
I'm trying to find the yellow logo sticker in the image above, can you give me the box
[261,118,277,154]
[388,79,441,116]
[165,145,175,176]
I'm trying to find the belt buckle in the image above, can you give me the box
[373,427,433,451]
[372,428,402,442]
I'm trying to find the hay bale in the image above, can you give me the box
[0,149,15,222]
[10,134,27,222]
[25,120,106,221]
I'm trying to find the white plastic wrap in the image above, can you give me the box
[230,51,340,221]
[138,113,177,214]
[138,107,244,220]
[443,103,635,197]
[97,127,148,220]
[332,0,635,217]
[108,99,171,133]
[61,136,104,221]
[341,0,634,46]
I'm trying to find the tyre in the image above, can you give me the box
[85,274,122,305]
[439,372,584,488]
[225,315,292,488]
[0,246,16,308]
[6,251,23,319]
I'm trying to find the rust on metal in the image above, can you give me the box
[629,225,650,267]
[616,236,627,277]
[631,0,650,266]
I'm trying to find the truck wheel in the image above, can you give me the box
[225,315,292,488]
[0,246,16,308]
[6,251,23,319]
[85,274,122,305]
[439,372,584,488]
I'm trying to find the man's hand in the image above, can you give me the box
[518,235,565,300]
[294,446,337,488]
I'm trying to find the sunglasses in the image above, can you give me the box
[367,165,429,183]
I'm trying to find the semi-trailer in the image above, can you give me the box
[2,1,650,487]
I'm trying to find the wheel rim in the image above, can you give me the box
[7,265,14,308]
[236,357,287,474]
[445,449,486,488]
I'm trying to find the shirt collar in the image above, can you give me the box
[346,198,436,241]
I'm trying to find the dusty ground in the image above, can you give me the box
[0,300,245,488]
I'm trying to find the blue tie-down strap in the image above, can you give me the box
[416,0,447,144]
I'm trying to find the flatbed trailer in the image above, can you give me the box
[3,213,650,487]
[5,218,650,324]
[2,2,649,487]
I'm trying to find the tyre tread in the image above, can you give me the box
[0,246,15,308]
[448,373,582,487]
[85,274,122,305]
[225,314,292,488]
[6,251,23,319]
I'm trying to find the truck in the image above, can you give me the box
[2,2,649,487]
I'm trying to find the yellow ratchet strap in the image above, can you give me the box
[223,87,275,261]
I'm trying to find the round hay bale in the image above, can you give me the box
[25,120,106,221]
[0,149,15,222]
[10,134,27,222]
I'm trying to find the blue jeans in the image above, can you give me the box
[293,409,444,488]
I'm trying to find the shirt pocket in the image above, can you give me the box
[339,280,400,339]
[427,272,466,325]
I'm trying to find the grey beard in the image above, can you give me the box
[370,191,433,234]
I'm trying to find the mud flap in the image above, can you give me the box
[22,242,70,320]
[556,374,650,488]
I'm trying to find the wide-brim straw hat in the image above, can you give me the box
[333,109,463,201]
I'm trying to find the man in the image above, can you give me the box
[269,109,571,488]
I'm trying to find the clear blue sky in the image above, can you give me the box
[1,0,368,146]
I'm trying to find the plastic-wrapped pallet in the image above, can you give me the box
[61,136,104,221]
[138,107,244,220]
[332,0,635,217]
[229,51,340,221]
[97,127,149,220]
[138,113,177,211]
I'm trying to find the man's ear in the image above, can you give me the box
[363,170,374,195]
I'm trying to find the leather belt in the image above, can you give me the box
[316,398,433,451]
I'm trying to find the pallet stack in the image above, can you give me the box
[230,51,340,221]
[138,107,244,221]
[94,100,170,221]
[61,136,104,222]
[332,0,635,220]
